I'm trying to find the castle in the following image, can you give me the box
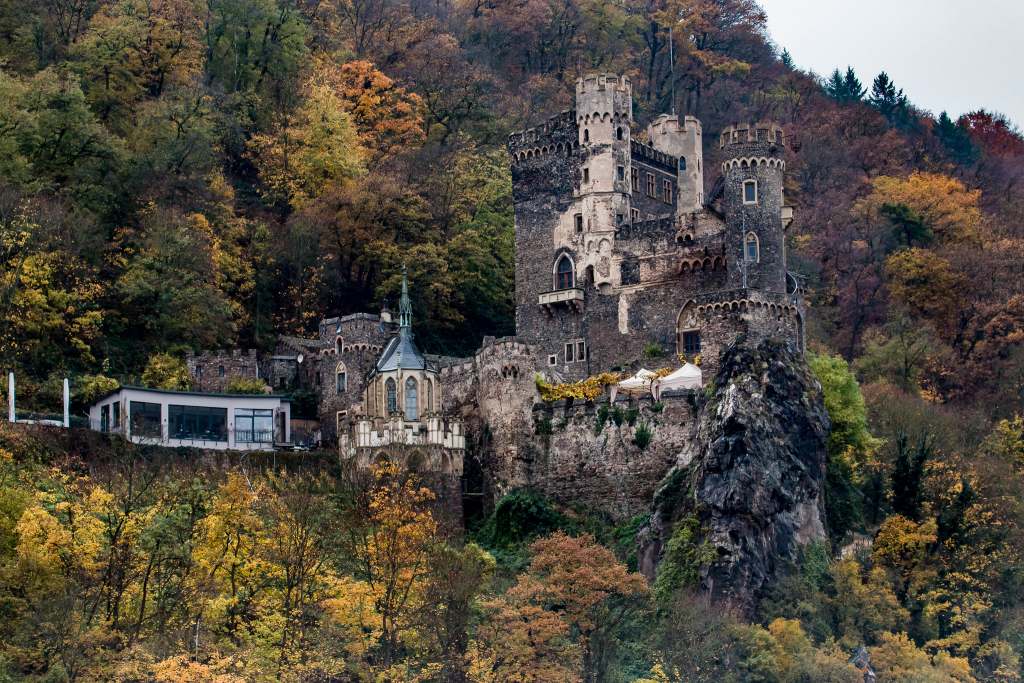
[187,73,805,518]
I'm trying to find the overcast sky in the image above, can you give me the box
[758,0,1023,126]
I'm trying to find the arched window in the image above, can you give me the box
[583,128,590,143]
[679,156,686,170]
[426,379,434,414]
[336,362,347,393]
[385,378,397,414]
[555,255,575,290]
[745,232,760,263]
[616,126,624,141]
[405,377,418,421]
[336,337,343,354]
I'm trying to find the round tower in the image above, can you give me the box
[719,123,787,292]
[574,74,632,275]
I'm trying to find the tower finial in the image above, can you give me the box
[399,264,412,330]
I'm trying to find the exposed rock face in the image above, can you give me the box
[644,338,829,611]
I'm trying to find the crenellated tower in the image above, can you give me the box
[719,123,788,292]
[646,114,704,215]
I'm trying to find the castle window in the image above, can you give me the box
[663,179,673,203]
[583,128,590,143]
[336,362,347,392]
[631,208,640,222]
[386,378,397,414]
[218,365,225,378]
[616,213,624,225]
[679,156,686,171]
[682,330,701,357]
[405,377,418,421]
[196,366,202,381]
[617,165,625,182]
[616,126,624,141]
[646,173,655,196]
[564,342,574,363]
[743,180,758,204]
[426,379,433,413]
[548,354,557,366]
[577,340,587,360]
[745,232,760,262]
[555,255,575,290]
[575,213,583,233]
[336,411,347,433]
[631,168,639,191]
[582,168,590,184]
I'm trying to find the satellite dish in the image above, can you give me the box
[296,354,304,364]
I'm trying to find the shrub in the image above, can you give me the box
[634,421,653,450]
[643,342,663,359]
[225,376,268,394]
[534,416,552,435]
[596,404,610,434]
[625,407,639,426]
[653,514,715,603]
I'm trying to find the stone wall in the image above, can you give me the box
[186,350,260,393]
[523,393,698,520]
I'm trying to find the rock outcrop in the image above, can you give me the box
[642,338,829,611]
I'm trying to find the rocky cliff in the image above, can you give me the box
[642,338,829,611]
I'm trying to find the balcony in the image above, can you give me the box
[538,288,584,312]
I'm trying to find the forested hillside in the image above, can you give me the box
[1,0,1024,681]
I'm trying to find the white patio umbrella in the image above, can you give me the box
[609,368,657,402]
[652,363,703,400]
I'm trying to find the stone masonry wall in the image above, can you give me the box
[186,350,261,393]
[523,393,698,520]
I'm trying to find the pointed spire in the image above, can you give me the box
[399,264,413,331]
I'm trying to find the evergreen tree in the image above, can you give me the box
[780,48,794,69]
[890,432,931,521]
[936,111,978,164]
[824,66,865,104]
[869,71,911,127]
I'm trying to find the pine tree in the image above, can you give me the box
[824,66,865,104]
[936,111,979,164]
[780,48,794,69]
[891,432,931,521]
[869,72,911,127]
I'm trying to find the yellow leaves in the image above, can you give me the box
[536,371,622,402]
[870,632,976,683]
[858,172,983,245]
[885,247,968,332]
[873,514,938,568]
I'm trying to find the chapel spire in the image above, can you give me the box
[399,265,413,331]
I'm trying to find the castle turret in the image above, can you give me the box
[719,123,788,292]
[646,114,704,214]
[573,74,633,288]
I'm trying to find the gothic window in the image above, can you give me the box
[583,128,590,143]
[743,180,758,204]
[616,126,624,140]
[631,168,639,191]
[679,156,686,170]
[386,378,397,414]
[336,337,343,354]
[336,362,347,392]
[682,330,702,357]
[745,232,760,263]
[426,379,434,414]
[555,255,575,290]
[646,172,655,196]
[405,377,418,421]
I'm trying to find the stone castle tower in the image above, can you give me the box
[508,73,803,380]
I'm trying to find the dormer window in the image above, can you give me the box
[555,255,575,290]
[743,180,758,204]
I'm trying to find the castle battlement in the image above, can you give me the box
[719,122,786,151]
[575,73,631,95]
[508,110,576,148]
[630,139,677,171]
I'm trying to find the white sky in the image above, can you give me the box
[758,0,1024,126]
